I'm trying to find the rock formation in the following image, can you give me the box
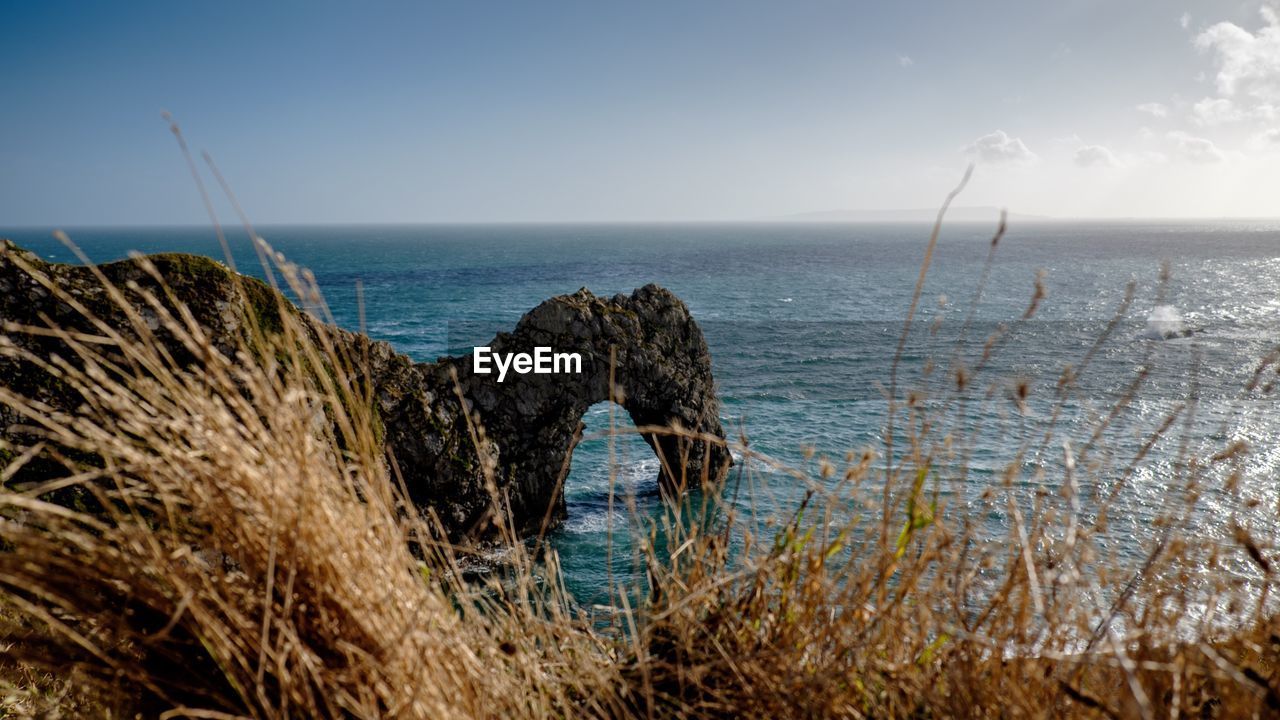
[0,240,731,538]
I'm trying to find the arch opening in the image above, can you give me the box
[553,400,660,605]
[561,400,662,535]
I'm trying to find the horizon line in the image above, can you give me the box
[8,216,1280,231]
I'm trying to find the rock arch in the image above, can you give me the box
[428,284,732,536]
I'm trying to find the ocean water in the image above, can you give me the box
[6,221,1280,604]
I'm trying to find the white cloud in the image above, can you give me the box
[1137,102,1169,118]
[1180,12,1192,30]
[1250,127,1280,148]
[1074,144,1123,168]
[963,130,1038,164]
[1191,97,1243,124]
[1176,8,1280,148]
[1192,96,1278,124]
[1167,130,1227,162]
[898,55,914,68]
[1195,8,1280,103]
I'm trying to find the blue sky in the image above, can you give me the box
[3,0,1279,223]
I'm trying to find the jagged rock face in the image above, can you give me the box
[0,241,731,539]
[438,285,732,535]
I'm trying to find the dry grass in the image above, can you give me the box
[3,199,1280,717]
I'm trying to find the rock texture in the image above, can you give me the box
[0,240,731,538]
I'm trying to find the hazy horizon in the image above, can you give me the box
[6,1,1280,225]
[15,213,1280,232]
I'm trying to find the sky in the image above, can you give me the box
[3,0,1280,224]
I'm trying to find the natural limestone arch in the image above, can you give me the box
[427,284,733,537]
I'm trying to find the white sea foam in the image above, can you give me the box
[562,510,629,534]
[1145,304,1186,339]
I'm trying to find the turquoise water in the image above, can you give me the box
[6,221,1280,603]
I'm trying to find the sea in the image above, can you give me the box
[6,221,1280,605]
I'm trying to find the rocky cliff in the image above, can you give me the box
[0,240,731,538]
